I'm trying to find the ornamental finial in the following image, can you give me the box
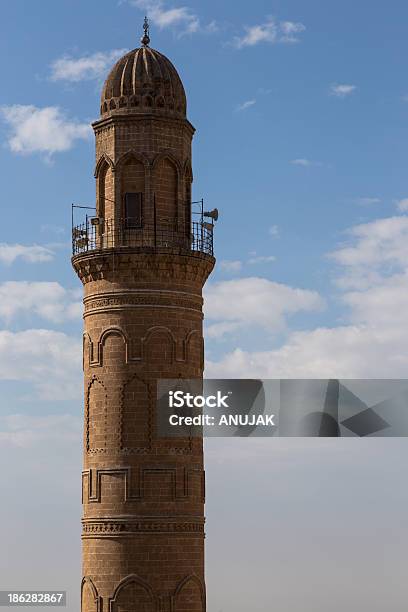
[141,16,150,46]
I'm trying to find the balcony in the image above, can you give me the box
[72,217,214,258]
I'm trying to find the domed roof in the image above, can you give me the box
[100,46,187,118]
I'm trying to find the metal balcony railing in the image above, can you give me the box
[72,217,214,257]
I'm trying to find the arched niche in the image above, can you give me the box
[86,378,107,453]
[143,326,175,365]
[120,374,151,452]
[81,577,101,612]
[109,574,155,612]
[153,156,179,231]
[99,328,128,367]
[174,575,205,612]
[118,154,146,228]
[96,159,114,221]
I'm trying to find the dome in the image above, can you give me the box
[100,46,187,118]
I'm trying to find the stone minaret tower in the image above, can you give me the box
[72,21,215,612]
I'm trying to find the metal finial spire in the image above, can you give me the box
[141,16,150,46]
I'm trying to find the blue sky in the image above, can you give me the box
[2,2,408,610]
[1,0,408,368]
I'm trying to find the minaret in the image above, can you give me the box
[72,21,215,611]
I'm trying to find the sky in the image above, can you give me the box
[1,0,408,610]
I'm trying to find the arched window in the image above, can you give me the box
[120,157,145,228]
[124,193,142,228]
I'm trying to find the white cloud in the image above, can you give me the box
[342,273,408,329]
[396,198,408,212]
[233,17,305,48]
[247,255,276,265]
[0,329,81,400]
[329,216,408,331]
[279,20,307,43]
[329,216,408,289]
[330,84,357,98]
[205,277,324,338]
[207,213,408,378]
[219,260,243,273]
[291,158,312,167]
[290,158,323,167]
[130,0,201,35]
[205,20,219,34]
[236,99,256,111]
[205,321,242,339]
[0,105,91,158]
[269,225,280,238]
[0,281,82,324]
[205,323,408,379]
[50,49,128,82]
[0,244,54,265]
[0,413,81,448]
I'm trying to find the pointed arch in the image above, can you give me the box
[109,574,156,612]
[152,153,180,230]
[115,149,150,172]
[95,155,115,220]
[173,574,205,612]
[152,151,182,177]
[120,372,152,452]
[116,151,149,225]
[81,576,101,612]
[94,153,114,178]
[86,376,107,454]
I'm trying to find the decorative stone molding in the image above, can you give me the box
[72,250,214,285]
[92,113,196,138]
[82,466,205,504]
[82,517,205,538]
[83,325,203,368]
[83,290,203,316]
